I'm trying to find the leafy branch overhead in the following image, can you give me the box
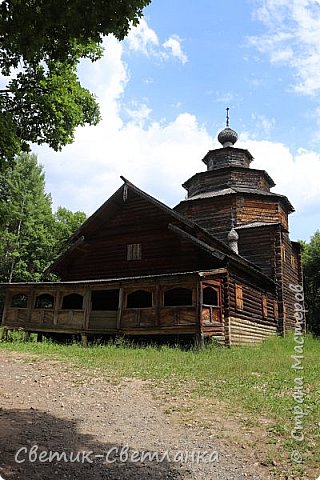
[0,0,151,166]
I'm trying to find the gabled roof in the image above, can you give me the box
[66,176,195,245]
[46,177,275,286]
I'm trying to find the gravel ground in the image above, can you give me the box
[0,351,272,480]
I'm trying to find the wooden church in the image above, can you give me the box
[1,118,303,346]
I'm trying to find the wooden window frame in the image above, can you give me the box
[202,286,220,307]
[291,254,297,270]
[61,293,84,310]
[235,284,243,311]
[10,293,29,309]
[91,289,120,312]
[163,287,194,307]
[262,294,268,319]
[34,293,55,310]
[127,243,142,261]
[126,289,153,309]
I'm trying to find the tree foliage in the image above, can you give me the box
[0,0,151,169]
[301,231,320,335]
[53,207,87,249]
[0,152,86,282]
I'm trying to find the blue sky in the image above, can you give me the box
[30,0,320,241]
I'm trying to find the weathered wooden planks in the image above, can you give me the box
[229,317,277,346]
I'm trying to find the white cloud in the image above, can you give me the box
[238,135,320,215]
[214,92,235,103]
[125,101,152,127]
[33,32,319,242]
[163,35,188,64]
[126,18,160,55]
[34,35,209,215]
[249,0,320,95]
[250,113,276,136]
[126,18,188,64]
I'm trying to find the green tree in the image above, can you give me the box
[53,206,87,257]
[301,231,320,335]
[0,152,55,282]
[0,152,87,282]
[0,0,151,169]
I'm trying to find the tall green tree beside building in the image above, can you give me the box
[52,207,87,258]
[301,231,320,335]
[0,152,54,281]
[0,153,86,282]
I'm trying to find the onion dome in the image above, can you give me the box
[227,227,239,243]
[228,227,239,254]
[218,107,238,148]
[228,213,239,254]
[218,127,238,148]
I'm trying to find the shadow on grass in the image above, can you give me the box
[0,407,182,479]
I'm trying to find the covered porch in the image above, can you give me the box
[1,270,226,345]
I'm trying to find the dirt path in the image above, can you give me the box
[0,351,271,480]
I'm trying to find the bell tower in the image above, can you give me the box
[175,109,293,248]
[175,110,303,333]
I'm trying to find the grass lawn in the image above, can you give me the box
[0,331,319,478]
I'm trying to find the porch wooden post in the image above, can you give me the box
[0,328,8,341]
[23,331,31,342]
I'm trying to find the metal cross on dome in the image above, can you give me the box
[230,207,236,228]
[226,107,230,127]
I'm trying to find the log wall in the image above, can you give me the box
[176,196,235,242]
[225,269,278,345]
[56,191,220,280]
[183,167,272,198]
[228,317,277,346]
[274,228,304,332]
[237,198,285,227]
[176,194,288,244]
[237,225,277,277]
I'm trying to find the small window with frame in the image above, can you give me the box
[62,293,84,310]
[164,287,193,307]
[126,290,152,308]
[235,284,243,311]
[11,293,28,308]
[127,243,142,261]
[202,286,219,306]
[35,293,55,309]
[91,289,120,311]
[262,294,268,319]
